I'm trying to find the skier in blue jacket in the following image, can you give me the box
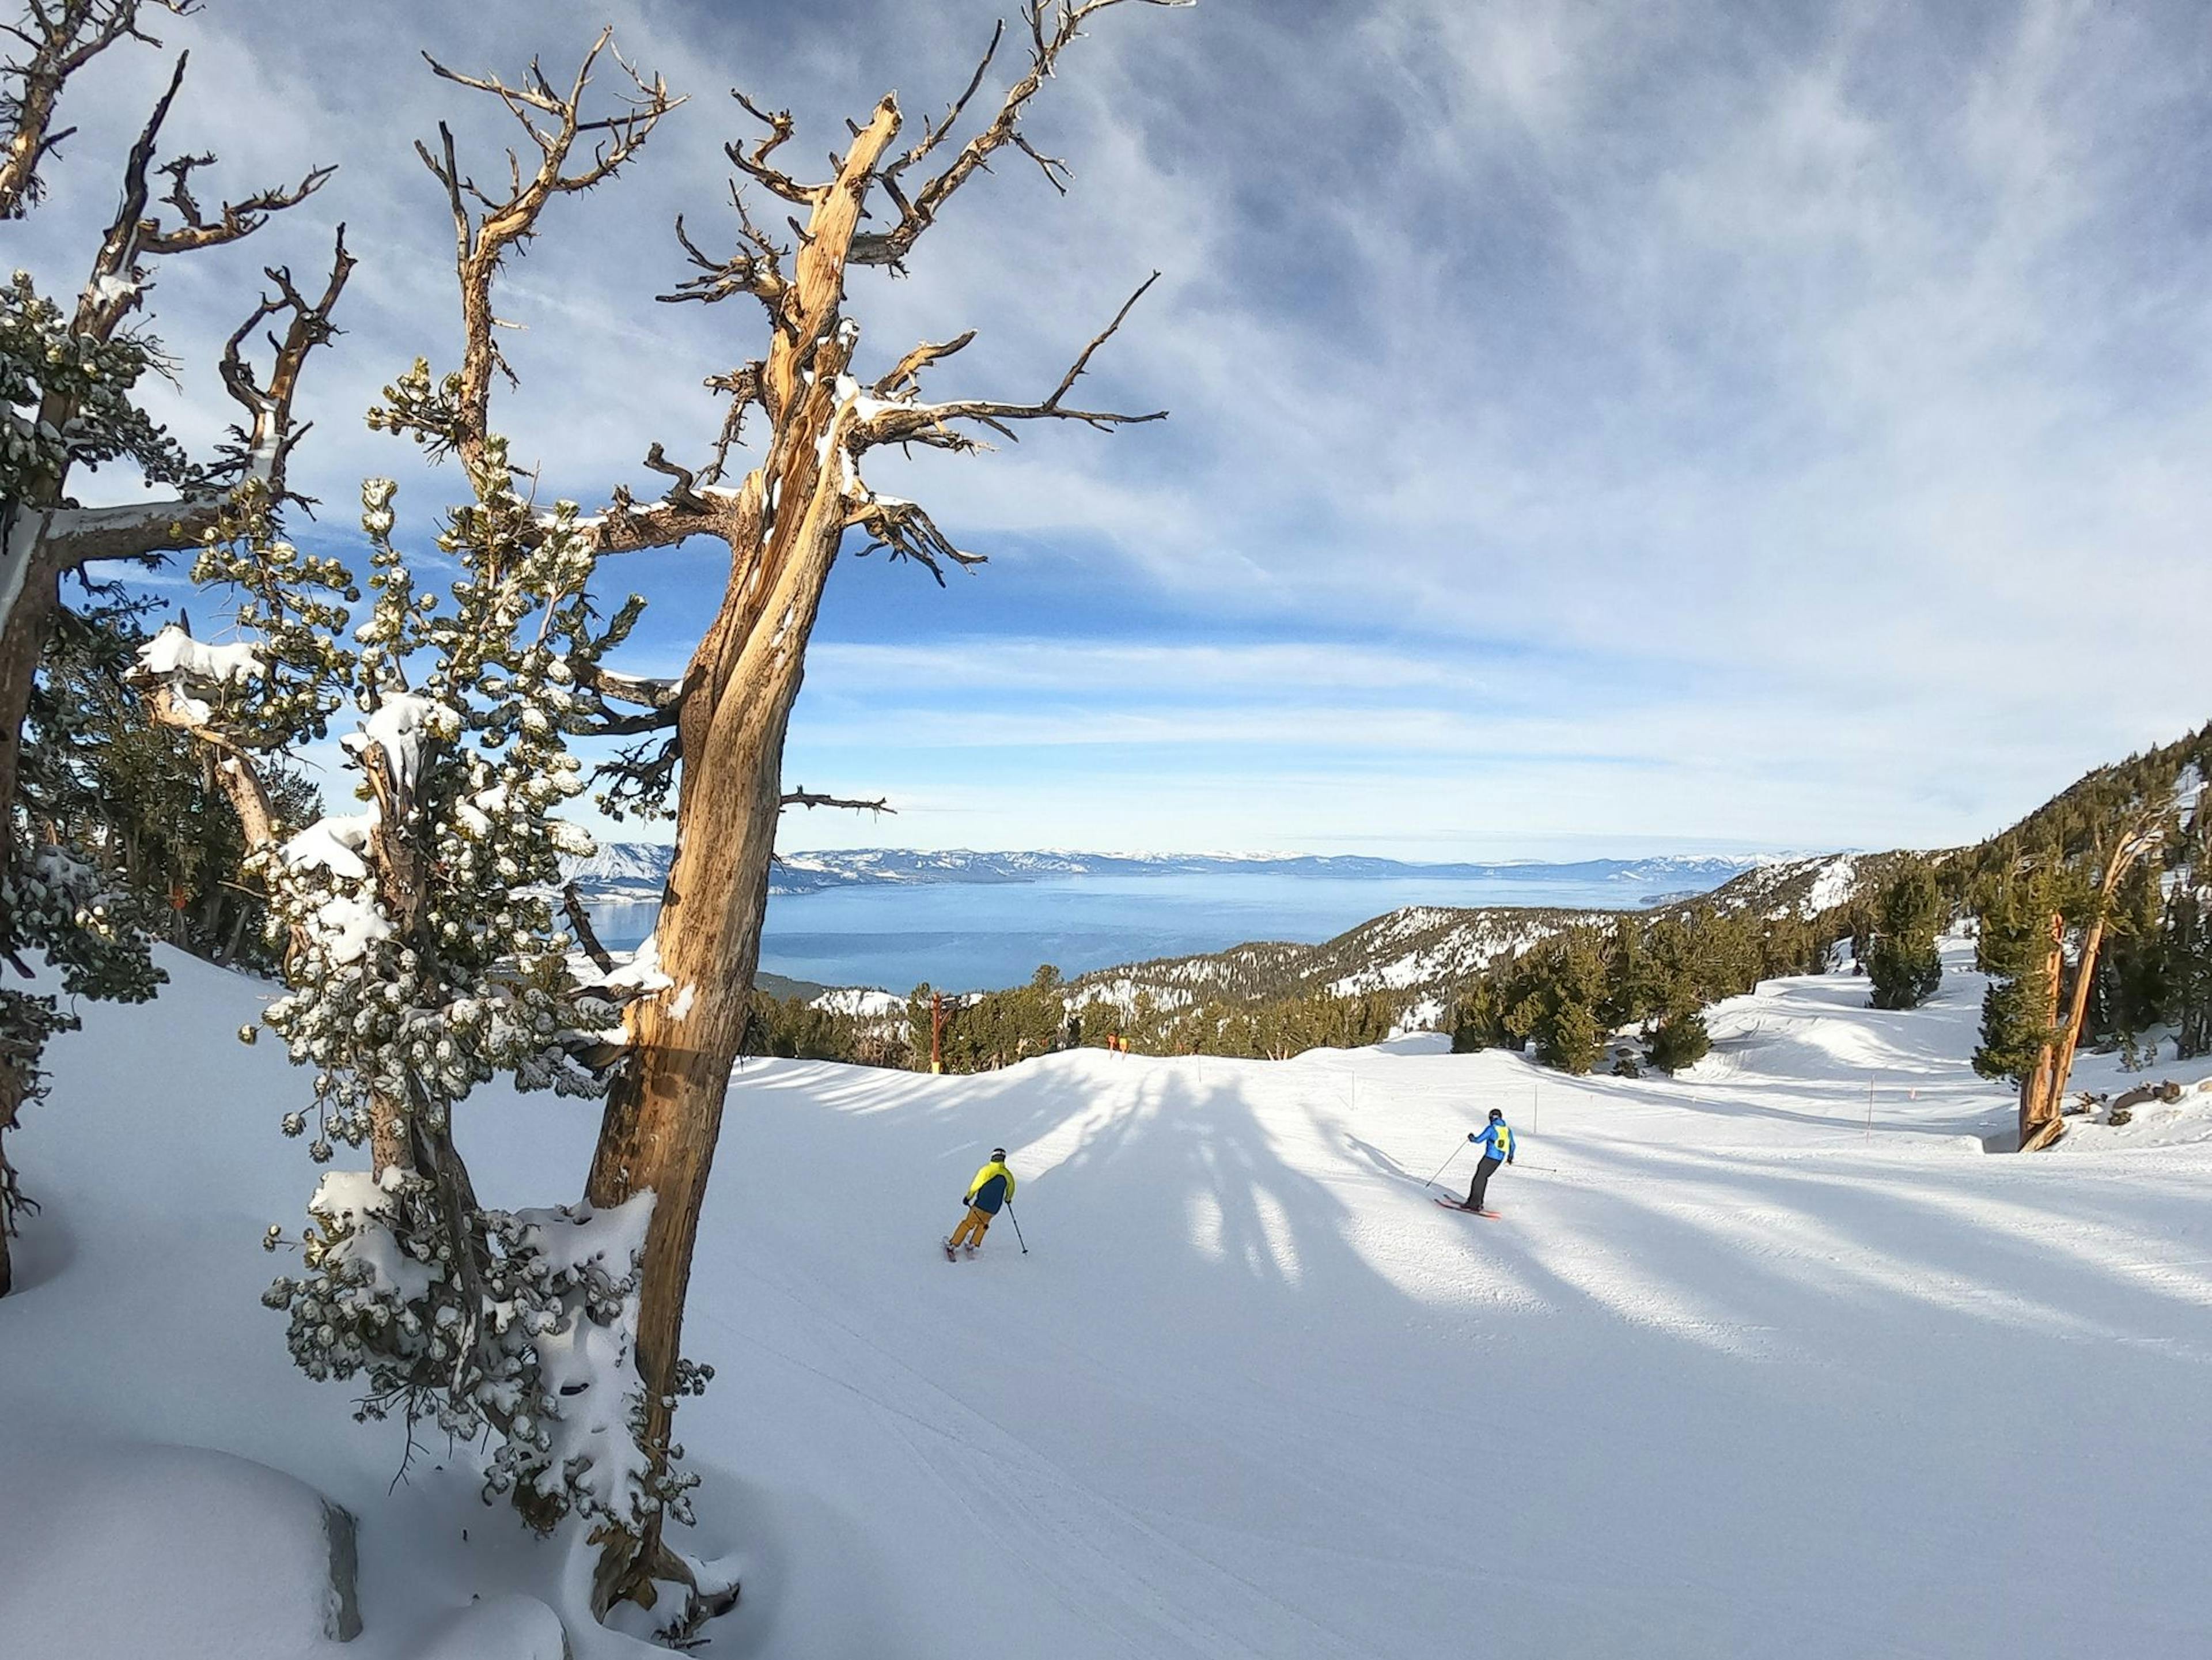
[1463,1108,1514,1212]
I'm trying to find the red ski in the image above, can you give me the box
[1435,1197,1501,1218]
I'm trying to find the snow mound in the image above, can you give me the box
[408,1594,569,1659]
[0,1439,357,1659]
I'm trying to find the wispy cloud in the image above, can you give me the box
[17,0,2212,858]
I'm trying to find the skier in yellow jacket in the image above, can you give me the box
[946,1149,1016,1258]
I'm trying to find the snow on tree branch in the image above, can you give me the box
[17,228,353,576]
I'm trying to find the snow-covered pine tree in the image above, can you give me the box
[137,404,717,1574]
[1866,859,1944,1011]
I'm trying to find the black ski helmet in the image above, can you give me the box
[1488,1108,1504,1122]
[991,1147,1007,1160]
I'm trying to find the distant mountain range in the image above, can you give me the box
[559,844,1772,903]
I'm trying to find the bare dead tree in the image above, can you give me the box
[384,1,1184,1620]
[2017,807,2169,1151]
[0,2,344,1298]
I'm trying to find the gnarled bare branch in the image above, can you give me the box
[724,88,822,205]
[40,225,352,568]
[69,44,183,336]
[698,362,766,484]
[414,28,680,470]
[852,271,1165,453]
[876,18,1002,194]
[844,496,983,587]
[69,47,334,342]
[656,196,788,311]
[140,153,335,257]
[872,330,976,401]
[215,226,355,501]
[639,441,707,515]
[0,0,192,218]
[849,0,1192,270]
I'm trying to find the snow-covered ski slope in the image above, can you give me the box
[6,940,2212,1658]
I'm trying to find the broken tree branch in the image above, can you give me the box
[780,788,892,814]
[872,330,976,400]
[563,880,616,973]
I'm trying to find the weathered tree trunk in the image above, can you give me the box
[2018,912,2065,1144]
[2044,912,2111,1120]
[584,322,870,1609]
[0,540,66,876]
[0,544,66,1289]
[2018,830,2152,1149]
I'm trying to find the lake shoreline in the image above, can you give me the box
[584,867,1730,995]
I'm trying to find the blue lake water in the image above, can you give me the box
[589,869,1685,993]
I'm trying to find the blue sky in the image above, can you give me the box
[17,0,2212,857]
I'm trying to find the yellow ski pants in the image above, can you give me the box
[950,1206,993,1249]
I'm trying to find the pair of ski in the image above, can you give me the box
[942,1240,980,1261]
[1434,1198,1502,1219]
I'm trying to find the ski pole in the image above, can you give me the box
[1005,1200,1028,1255]
[1421,1143,1465,1189]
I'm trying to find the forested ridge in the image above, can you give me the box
[746,726,2210,1096]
